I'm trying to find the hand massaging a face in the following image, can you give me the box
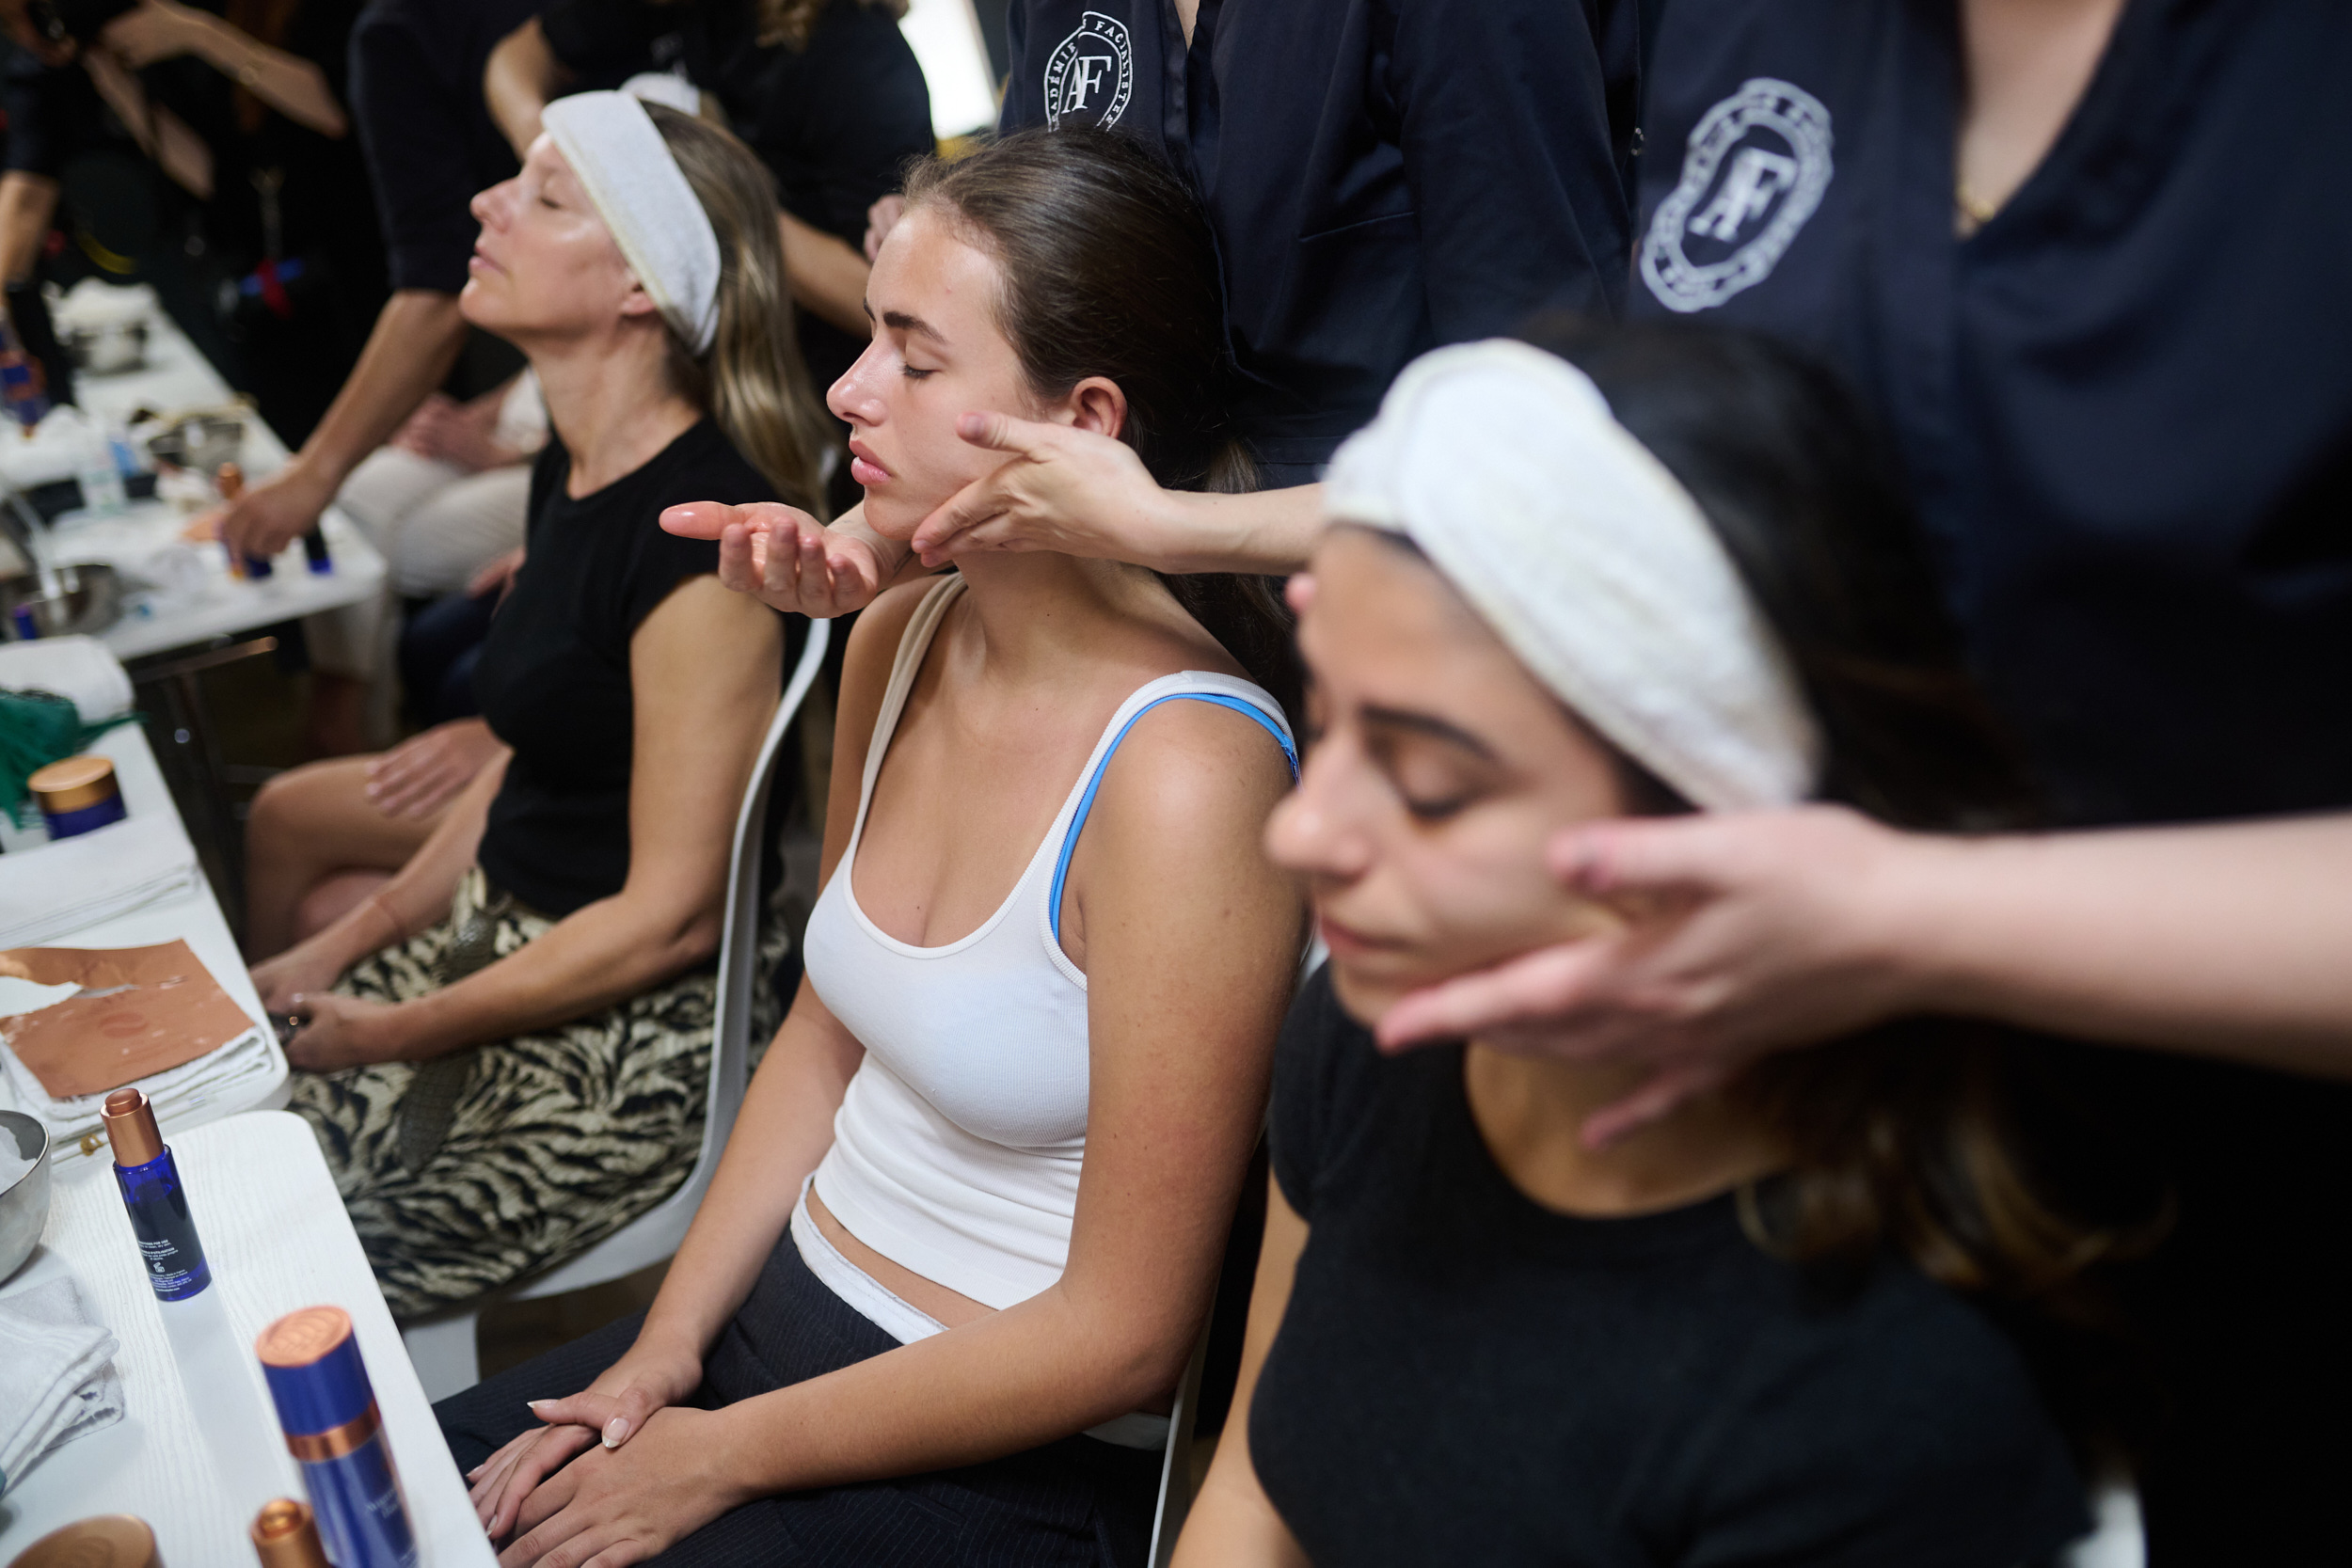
[1270,340,1821,1024]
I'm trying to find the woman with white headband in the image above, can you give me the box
[1175,322,2112,1566]
[251,92,834,1315]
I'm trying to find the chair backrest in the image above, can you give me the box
[516,617,832,1297]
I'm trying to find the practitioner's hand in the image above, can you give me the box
[1375,806,1932,1148]
[660,499,895,618]
[366,719,506,821]
[280,992,403,1071]
[469,1338,705,1541]
[862,193,906,262]
[497,1406,750,1567]
[911,413,1180,571]
[209,459,333,561]
[469,546,526,600]
[251,939,343,1016]
[392,390,520,474]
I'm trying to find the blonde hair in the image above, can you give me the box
[643,103,834,515]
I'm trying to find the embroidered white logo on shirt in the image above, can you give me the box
[1641,78,1834,314]
[1044,11,1134,131]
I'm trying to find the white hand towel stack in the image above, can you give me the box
[0,636,135,724]
[0,1256,124,1495]
[0,815,202,948]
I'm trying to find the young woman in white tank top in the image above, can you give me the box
[463,131,1305,1564]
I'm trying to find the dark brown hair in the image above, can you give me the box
[901,128,1302,723]
[1518,313,2158,1461]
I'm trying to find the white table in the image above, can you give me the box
[0,1112,495,1567]
[0,682,288,1151]
[3,285,388,659]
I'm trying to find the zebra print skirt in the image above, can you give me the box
[288,866,785,1320]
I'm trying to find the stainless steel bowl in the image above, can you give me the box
[1,562,125,640]
[0,1108,52,1285]
[64,320,150,375]
[142,411,246,477]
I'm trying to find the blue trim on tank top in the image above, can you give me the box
[1047,692,1298,937]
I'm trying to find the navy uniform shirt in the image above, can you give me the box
[1002,0,1640,484]
[1631,5,2352,1554]
[1629,0,2352,831]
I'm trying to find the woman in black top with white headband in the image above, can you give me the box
[1175,321,2095,1567]
[254,94,832,1317]
[1353,6,2352,1560]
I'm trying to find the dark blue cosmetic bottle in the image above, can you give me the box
[258,1307,419,1568]
[102,1087,211,1302]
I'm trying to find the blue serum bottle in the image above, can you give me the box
[101,1087,211,1302]
[256,1307,419,1568]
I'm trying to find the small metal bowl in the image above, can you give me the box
[64,320,150,376]
[1,562,125,640]
[142,412,246,477]
[0,1108,53,1285]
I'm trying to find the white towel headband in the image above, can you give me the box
[540,90,722,355]
[1323,340,1821,811]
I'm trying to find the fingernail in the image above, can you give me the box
[527,1399,551,1414]
[602,1417,628,1448]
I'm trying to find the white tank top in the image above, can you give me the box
[803,575,1295,1313]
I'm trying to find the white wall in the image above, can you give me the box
[898,0,1000,139]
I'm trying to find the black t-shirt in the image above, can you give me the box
[539,0,934,391]
[473,419,777,917]
[348,0,540,293]
[999,0,1639,484]
[1252,967,2090,1568]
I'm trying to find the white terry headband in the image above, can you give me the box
[1323,340,1821,811]
[540,90,722,355]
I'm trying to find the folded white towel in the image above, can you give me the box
[0,636,135,725]
[0,1259,123,1496]
[0,815,200,948]
[0,1025,273,1154]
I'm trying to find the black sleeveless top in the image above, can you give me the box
[474,420,776,917]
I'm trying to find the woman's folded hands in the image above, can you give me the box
[469,1336,708,1546]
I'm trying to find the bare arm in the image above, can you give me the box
[909,414,1324,577]
[1380,808,2352,1148]
[483,16,567,160]
[1895,814,2352,1068]
[100,0,346,136]
[0,171,58,285]
[1172,1175,1311,1568]
[215,289,469,558]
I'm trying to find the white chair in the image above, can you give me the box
[1146,1315,1215,1567]
[402,618,832,1401]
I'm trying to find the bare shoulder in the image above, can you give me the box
[633,573,781,667]
[1087,696,1295,863]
